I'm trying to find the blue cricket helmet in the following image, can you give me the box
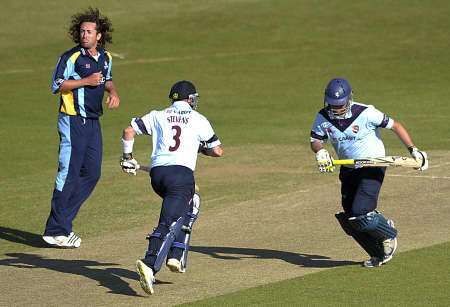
[324,78,352,106]
[169,80,200,109]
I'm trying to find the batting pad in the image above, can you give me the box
[348,211,398,241]
[335,212,384,258]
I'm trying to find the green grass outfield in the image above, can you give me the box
[182,241,450,306]
[1,0,449,305]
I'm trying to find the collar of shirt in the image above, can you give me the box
[79,46,105,60]
[172,100,192,110]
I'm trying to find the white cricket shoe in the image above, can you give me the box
[382,219,398,264]
[382,237,397,264]
[166,258,185,273]
[363,257,383,268]
[42,232,81,248]
[136,260,155,295]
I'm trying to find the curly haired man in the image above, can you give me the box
[43,7,120,248]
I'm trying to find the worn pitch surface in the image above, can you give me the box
[1,147,449,306]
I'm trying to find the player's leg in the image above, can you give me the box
[43,114,87,247]
[167,187,201,273]
[66,118,102,223]
[335,212,384,259]
[140,166,194,273]
[349,167,397,266]
[337,167,384,261]
[137,203,186,295]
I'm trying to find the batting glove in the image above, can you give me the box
[198,141,208,155]
[315,149,335,173]
[120,154,139,175]
[409,147,428,171]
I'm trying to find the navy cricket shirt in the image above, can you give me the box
[51,46,113,118]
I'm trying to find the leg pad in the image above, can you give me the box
[348,211,397,241]
[335,212,384,258]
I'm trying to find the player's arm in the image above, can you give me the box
[199,142,223,157]
[120,115,153,175]
[105,80,120,109]
[58,73,104,92]
[198,117,223,157]
[390,120,415,150]
[120,125,139,175]
[122,125,136,159]
[390,120,428,170]
[310,139,324,153]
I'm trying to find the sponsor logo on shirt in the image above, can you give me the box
[352,125,359,133]
[331,135,356,143]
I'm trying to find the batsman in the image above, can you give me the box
[310,78,428,268]
[120,80,223,294]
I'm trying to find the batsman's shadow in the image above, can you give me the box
[0,226,47,248]
[0,253,146,297]
[191,246,358,268]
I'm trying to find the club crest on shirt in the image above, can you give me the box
[352,125,359,133]
[85,63,91,69]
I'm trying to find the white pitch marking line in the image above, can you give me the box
[0,48,297,75]
[0,68,35,74]
[110,52,126,59]
[427,161,450,169]
[387,174,450,180]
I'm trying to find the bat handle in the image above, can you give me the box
[138,165,151,173]
[332,159,355,166]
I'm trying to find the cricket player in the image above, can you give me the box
[120,80,223,294]
[43,8,120,248]
[310,78,428,268]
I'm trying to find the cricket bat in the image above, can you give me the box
[332,156,423,168]
[137,164,151,173]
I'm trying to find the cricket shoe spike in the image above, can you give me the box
[136,260,155,295]
[363,257,383,268]
[166,258,184,273]
[42,232,81,248]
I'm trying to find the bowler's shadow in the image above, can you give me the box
[191,246,357,268]
[0,226,47,248]
[0,227,172,296]
[0,253,144,297]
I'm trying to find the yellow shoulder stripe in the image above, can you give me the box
[69,51,81,63]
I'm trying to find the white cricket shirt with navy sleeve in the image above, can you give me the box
[310,102,394,159]
[130,101,221,171]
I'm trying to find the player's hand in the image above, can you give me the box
[198,141,208,155]
[409,147,428,171]
[315,149,335,173]
[84,72,104,86]
[120,155,139,175]
[106,93,120,109]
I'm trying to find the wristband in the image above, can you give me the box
[122,138,134,154]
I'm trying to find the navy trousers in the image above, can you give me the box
[144,165,195,270]
[339,166,386,217]
[44,113,102,236]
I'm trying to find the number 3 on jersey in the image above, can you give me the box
[169,125,181,151]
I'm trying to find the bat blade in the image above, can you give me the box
[333,156,422,168]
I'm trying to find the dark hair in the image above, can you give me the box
[68,7,113,48]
